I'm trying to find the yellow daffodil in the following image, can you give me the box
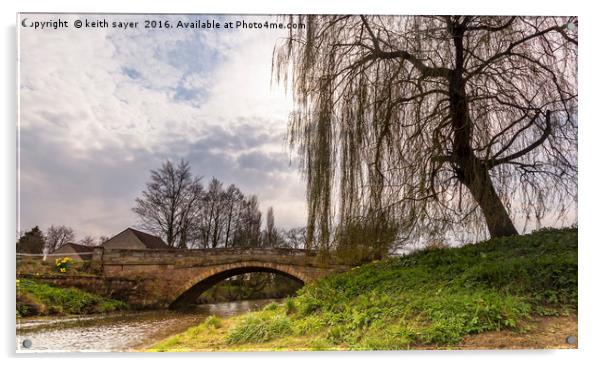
[55,257,72,273]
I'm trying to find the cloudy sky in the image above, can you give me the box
[18,14,305,239]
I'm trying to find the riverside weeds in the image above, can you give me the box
[149,227,577,351]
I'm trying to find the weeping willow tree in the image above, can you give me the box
[273,16,577,255]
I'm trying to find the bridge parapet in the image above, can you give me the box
[99,247,332,271]
[102,247,317,260]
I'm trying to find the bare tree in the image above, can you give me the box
[223,184,244,247]
[45,225,75,252]
[133,159,274,249]
[264,206,278,247]
[197,178,229,248]
[232,195,262,247]
[181,178,261,249]
[209,179,227,248]
[79,235,97,247]
[133,160,203,247]
[274,16,577,250]
[281,227,307,249]
[175,179,204,249]
[246,196,263,247]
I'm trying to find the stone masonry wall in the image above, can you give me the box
[16,273,148,305]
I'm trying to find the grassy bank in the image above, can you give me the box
[149,228,577,351]
[17,257,96,276]
[16,278,128,317]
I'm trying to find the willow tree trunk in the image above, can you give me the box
[462,159,519,237]
[449,23,519,238]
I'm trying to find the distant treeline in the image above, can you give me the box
[16,160,308,254]
[133,159,306,249]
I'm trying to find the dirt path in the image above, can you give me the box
[456,314,577,350]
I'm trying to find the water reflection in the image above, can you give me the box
[16,299,279,352]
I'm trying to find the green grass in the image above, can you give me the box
[16,258,97,276]
[204,315,222,329]
[149,227,577,351]
[16,278,128,317]
[226,312,292,344]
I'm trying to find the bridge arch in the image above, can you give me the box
[169,261,307,309]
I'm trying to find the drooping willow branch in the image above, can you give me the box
[274,15,577,253]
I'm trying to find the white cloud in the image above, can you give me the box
[18,14,306,238]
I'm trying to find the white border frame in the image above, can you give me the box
[3,1,599,365]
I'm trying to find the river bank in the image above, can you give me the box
[17,299,277,352]
[146,313,577,351]
[16,278,127,317]
[148,228,578,351]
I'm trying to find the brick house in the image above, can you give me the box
[102,228,169,250]
[51,242,97,261]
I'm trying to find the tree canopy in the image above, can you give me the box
[16,226,45,254]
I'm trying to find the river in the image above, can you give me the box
[16,298,278,352]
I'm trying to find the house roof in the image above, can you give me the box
[126,228,169,249]
[55,242,97,254]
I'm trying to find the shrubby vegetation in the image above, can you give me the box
[149,228,577,351]
[16,258,96,276]
[16,226,45,254]
[16,279,127,317]
[334,212,400,264]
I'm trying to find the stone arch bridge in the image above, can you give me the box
[90,247,350,309]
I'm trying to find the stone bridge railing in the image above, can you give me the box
[93,247,332,274]
[96,247,318,262]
